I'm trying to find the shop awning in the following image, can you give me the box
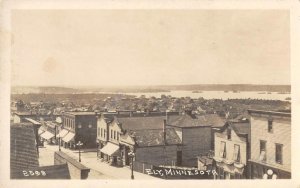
[62,132,75,143]
[100,142,119,156]
[40,131,55,140]
[57,129,69,138]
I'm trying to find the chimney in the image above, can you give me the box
[95,111,100,119]
[163,119,166,145]
[185,109,192,116]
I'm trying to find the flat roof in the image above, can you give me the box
[64,111,96,116]
[13,112,33,116]
[248,109,291,117]
[25,118,41,125]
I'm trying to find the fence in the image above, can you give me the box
[133,161,153,174]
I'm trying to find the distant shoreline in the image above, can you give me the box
[11,84,291,94]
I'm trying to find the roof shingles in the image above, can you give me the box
[167,114,225,128]
[129,128,181,147]
[10,123,39,174]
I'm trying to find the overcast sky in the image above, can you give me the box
[11,10,290,87]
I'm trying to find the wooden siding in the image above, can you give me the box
[135,145,179,166]
[250,115,291,172]
[214,128,247,165]
[181,127,211,167]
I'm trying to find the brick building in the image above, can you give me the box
[247,110,291,179]
[60,112,97,149]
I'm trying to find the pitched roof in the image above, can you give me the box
[167,114,225,128]
[11,164,71,179]
[116,116,165,131]
[230,122,250,136]
[219,121,250,138]
[128,128,182,147]
[10,123,39,172]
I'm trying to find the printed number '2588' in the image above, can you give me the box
[22,170,46,177]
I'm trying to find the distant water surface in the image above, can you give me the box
[96,90,291,101]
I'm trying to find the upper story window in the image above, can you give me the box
[268,119,273,133]
[114,131,116,140]
[104,129,106,138]
[259,140,266,162]
[111,130,113,139]
[117,132,119,141]
[219,141,226,158]
[227,128,232,140]
[275,143,283,164]
[233,144,240,162]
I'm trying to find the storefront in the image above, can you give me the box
[99,142,121,166]
[38,126,46,146]
[40,131,55,144]
[248,160,291,179]
[213,157,246,179]
[62,132,75,149]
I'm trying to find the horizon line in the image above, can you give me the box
[11,83,291,88]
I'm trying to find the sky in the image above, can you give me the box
[11,10,290,87]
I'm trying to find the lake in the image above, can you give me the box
[106,90,291,101]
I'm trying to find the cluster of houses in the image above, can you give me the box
[12,108,291,179]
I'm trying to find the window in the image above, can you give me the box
[227,128,232,140]
[268,119,273,133]
[233,144,240,162]
[97,127,100,136]
[111,130,113,139]
[117,132,119,141]
[259,140,266,161]
[104,130,106,138]
[275,144,283,164]
[220,141,226,158]
[114,131,116,140]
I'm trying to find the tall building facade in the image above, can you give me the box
[247,110,291,179]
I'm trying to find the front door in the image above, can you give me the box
[176,151,182,166]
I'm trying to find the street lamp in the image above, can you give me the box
[58,136,61,151]
[128,151,135,180]
[76,141,83,162]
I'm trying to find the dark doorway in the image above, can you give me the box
[176,151,182,166]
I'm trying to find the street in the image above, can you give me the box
[38,143,158,180]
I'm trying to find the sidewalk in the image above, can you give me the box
[39,143,158,180]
